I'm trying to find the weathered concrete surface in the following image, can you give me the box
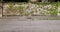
[0,18,60,32]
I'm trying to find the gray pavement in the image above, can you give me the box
[0,16,60,32]
[0,20,60,32]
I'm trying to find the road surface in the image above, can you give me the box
[0,17,60,32]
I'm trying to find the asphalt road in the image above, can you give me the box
[0,18,60,32]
